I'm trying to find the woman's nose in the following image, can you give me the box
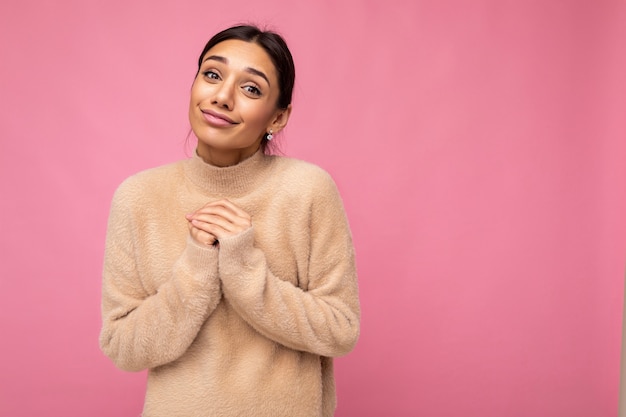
[211,80,235,110]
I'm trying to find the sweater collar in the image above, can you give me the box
[184,149,274,197]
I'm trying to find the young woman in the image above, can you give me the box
[99,25,360,417]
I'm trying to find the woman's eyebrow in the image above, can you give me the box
[245,67,270,86]
[203,55,271,86]
[203,55,227,64]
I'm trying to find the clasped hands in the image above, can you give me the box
[185,199,252,247]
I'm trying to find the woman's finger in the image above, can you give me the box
[187,199,252,240]
[205,199,250,219]
[187,216,217,246]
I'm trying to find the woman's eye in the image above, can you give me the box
[243,85,261,96]
[203,70,220,80]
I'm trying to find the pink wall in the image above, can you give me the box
[1,1,625,416]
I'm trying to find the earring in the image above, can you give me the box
[266,129,274,141]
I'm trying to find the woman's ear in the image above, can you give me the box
[269,105,292,134]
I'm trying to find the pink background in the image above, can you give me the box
[1,1,625,416]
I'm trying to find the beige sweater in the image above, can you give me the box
[99,150,360,417]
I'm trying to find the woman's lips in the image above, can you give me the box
[201,109,237,127]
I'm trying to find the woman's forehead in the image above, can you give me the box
[202,40,277,78]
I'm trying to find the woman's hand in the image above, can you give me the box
[185,199,252,247]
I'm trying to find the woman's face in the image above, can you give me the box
[189,39,290,166]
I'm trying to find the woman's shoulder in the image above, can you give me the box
[271,155,336,187]
[111,160,186,204]
[269,155,342,201]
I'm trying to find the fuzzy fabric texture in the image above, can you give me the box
[99,150,360,417]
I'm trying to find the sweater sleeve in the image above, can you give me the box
[218,173,360,357]
[99,183,222,371]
